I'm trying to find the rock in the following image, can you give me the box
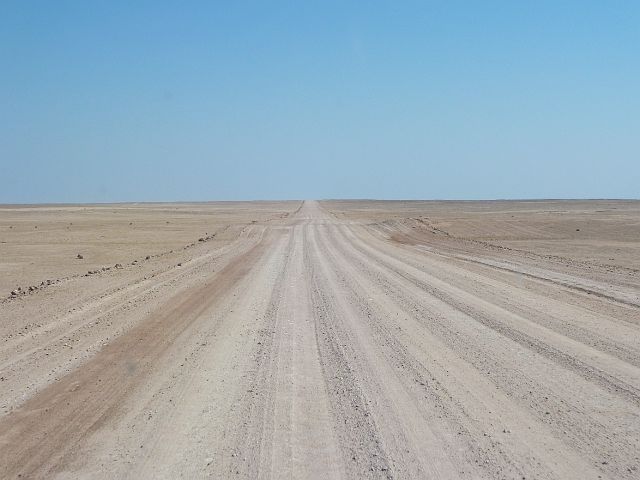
[198,238,205,242]
[11,290,18,296]
[114,263,123,269]
[28,286,36,292]
[177,263,182,267]
[77,254,84,259]
[145,255,150,260]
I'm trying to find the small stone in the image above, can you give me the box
[11,290,18,296]
[77,254,84,259]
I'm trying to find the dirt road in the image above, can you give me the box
[1,200,639,479]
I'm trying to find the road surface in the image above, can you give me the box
[1,200,639,479]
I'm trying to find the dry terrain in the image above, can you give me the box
[1,199,639,479]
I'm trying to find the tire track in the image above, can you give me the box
[0,229,275,478]
[337,224,640,408]
[304,225,394,479]
[326,222,639,479]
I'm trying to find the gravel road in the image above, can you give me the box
[1,200,639,479]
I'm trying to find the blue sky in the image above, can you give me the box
[1,1,638,202]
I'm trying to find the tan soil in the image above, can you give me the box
[1,199,639,479]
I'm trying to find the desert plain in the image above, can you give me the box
[0,199,639,479]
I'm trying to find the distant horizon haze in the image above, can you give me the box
[2,198,640,207]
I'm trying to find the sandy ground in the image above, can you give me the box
[0,199,639,479]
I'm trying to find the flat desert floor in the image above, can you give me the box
[1,199,639,479]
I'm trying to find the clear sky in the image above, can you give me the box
[1,1,638,202]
